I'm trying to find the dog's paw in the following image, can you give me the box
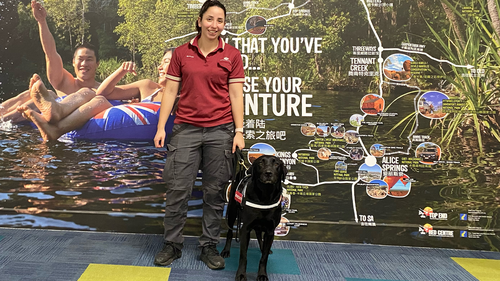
[235,273,247,281]
[220,249,230,258]
[257,274,269,281]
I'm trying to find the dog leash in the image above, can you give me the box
[227,148,248,243]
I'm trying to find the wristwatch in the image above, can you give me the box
[235,128,244,134]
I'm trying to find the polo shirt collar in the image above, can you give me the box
[190,35,225,53]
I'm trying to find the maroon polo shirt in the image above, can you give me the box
[166,35,245,127]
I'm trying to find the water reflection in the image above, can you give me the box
[1,90,499,250]
[0,123,172,228]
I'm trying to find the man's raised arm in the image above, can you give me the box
[31,0,74,92]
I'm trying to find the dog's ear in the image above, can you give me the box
[279,159,288,182]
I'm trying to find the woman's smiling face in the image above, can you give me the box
[197,6,225,41]
[158,51,172,85]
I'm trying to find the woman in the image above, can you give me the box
[17,49,175,141]
[153,0,245,270]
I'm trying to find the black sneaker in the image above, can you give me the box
[154,243,182,266]
[200,244,225,270]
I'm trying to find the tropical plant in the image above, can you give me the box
[386,0,500,152]
[426,0,500,152]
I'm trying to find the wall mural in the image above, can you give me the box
[1,0,499,251]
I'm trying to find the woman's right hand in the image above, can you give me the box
[154,129,166,148]
[120,62,137,76]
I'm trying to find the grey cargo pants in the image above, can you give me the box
[162,122,234,249]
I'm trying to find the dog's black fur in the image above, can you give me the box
[221,155,287,281]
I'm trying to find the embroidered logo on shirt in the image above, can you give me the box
[186,55,194,58]
[220,57,231,63]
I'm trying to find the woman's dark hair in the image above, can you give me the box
[164,47,176,56]
[195,0,226,33]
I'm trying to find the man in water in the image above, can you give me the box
[0,1,100,123]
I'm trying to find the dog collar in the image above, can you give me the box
[235,176,282,210]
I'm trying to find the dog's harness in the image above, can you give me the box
[227,150,285,243]
[234,175,282,209]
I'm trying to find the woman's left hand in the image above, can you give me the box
[232,132,245,153]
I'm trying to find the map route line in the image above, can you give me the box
[331,151,349,157]
[351,180,362,222]
[293,148,321,183]
[227,3,290,15]
[285,180,358,187]
[358,0,382,48]
[164,32,198,44]
[358,0,385,97]
[265,0,311,22]
[165,0,311,40]
[357,133,369,156]
[338,147,350,156]
[384,151,410,156]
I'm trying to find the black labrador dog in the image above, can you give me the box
[222,155,287,281]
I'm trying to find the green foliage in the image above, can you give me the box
[245,0,350,89]
[114,0,353,89]
[115,0,189,79]
[425,0,500,151]
[96,58,140,85]
[44,0,91,48]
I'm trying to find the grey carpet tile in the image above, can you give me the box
[0,227,499,281]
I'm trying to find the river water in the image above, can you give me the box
[1,89,499,250]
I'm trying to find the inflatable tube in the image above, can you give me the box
[63,102,175,141]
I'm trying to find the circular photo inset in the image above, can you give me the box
[331,125,345,138]
[275,216,290,236]
[350,114,364,127]
[317,147,331,160]
[366,180,388,199]
[246,15,267,35]
[415,142,441,165]
[370,143,386,157]
[360,94,385,115]
[383,53,413,81]
[349,147,364,161]
[344,130,359,144]
[418,91,449,119]
[384,174,411,198]
[316,125,330,137]
[301,122,316,136]
[335,161,347,171]
[248,142,276,163]
[358,163,382,183]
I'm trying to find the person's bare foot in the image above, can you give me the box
[29,74,62,123]
[17,105,59,141]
